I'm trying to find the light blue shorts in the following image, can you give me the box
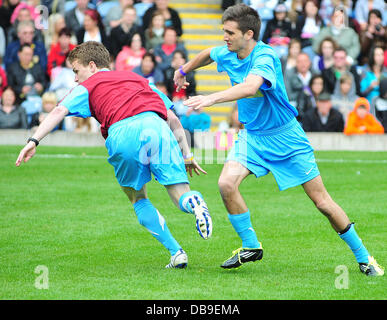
[227,118,320,191]
[105,112,189,190]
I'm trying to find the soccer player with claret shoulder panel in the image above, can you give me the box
[15,41,212,269]
[174,4,383,276]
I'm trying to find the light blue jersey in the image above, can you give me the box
[211,41,320,190]
[210,41,297,132]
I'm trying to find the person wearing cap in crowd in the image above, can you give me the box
[302,91,344,132]
[344,97,385,135]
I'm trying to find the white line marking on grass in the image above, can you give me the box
[316,159,387,164]
[35,154,106,159]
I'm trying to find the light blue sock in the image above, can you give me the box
[133,199,181,256]
[339,223,369,264]
[179,190,204,214]
[228,211,261,249]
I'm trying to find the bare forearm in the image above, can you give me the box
[209,75,265,104]
[181,48,213,74]
[32,106,68,142]
[167,109,191,156]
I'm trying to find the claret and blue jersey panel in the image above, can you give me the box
[60,84,92,118]
[210,41,298,132]
[58,70,175,137]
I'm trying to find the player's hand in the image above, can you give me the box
[185,158,207,177]
[173,69,190,92]
[15,142,36,167]
[184,95,216,110]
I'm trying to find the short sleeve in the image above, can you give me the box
[249,54,277,90]
[210,46,226,73]
[59,85,91,118]
[149,83,174,110]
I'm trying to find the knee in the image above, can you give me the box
[218,176,237,196]
[313,194,333,216]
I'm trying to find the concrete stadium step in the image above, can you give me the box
[170,0,232,128]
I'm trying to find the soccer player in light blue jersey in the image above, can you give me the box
[174,4,383,276]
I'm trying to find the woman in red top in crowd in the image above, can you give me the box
[46,27,76,77]
[115,32,146,72]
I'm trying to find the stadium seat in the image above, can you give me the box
[64,1,76,12]
[97,1,119,18]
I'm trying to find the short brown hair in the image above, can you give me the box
[68,41,110,69]
[222,4,261,41]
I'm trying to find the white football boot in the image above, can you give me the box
[165,249,188,269]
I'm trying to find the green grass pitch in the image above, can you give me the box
[1,145,386,300]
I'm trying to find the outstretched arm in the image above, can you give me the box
[173,47,214,92]
[184,74,264,109]
[15,106,69,166]
[167,109,207,177]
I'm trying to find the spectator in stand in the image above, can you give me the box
[331,73,359,119]
[298,74,325,114]
[354,0,385,32]
[344,97,385,135]
[284,52,315,121]
[32,91,65,130]
[7,44,47,104]
[43,13,65,50]
[312,36,337,74]
[321,46,361,96]
[0,65,7,96]
[281,38,302,74]
[6,1,43,44]
[293,0,324,61]
[359,9,386,66]
[0,86,27,129]
[372,78,387,131]
[4,20,47,72]
[164,49,196,103]
[247,0,277,40]
[0,0,21,38]
[65,0,92,35]
[153,27,187,72]
[134,0,154,27]
[9,0,39,23]
[302,91,344,132]
[142,0,183,37]
[287,0,304,28]
[115,32,146,72]
[109,5,144,58]
[144,10,165,52]
[43,13,76,51]
[360,46,387,104]
[40,0,65,15]
[76,9,109,48]
[103,0,134,35]
[47,27,76,78]
[262,2,293,59]
[312,5,360,65]
[49,56,77,101]
[133,52,165,84]
[319,0,353,26]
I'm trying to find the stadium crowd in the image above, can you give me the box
[0,0,386,136]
